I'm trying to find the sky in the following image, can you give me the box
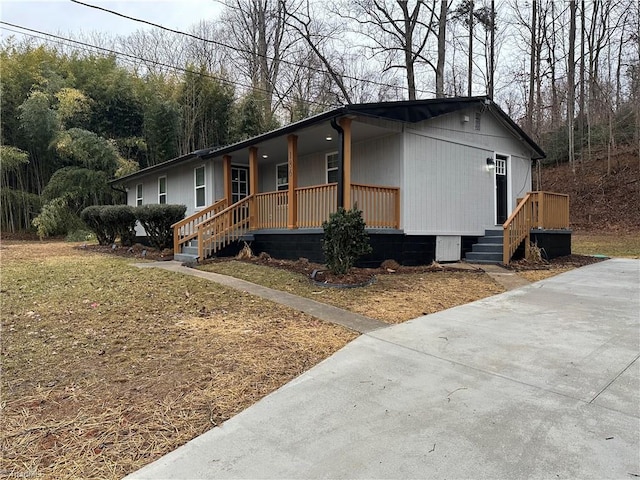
[0,0,223,40]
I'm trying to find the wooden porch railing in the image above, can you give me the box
[197,195,253,259]
[296,183,337,228]
[255,191,288,229]
[530,191,570,229]
[351,183,400,229]
[503,191,569,264]
[179,181,402,259]
[172,198,228,253]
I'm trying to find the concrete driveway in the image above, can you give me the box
[127,259,640,479]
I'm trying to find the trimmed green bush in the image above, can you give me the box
[80,205,116,245]
[135,204,186,250]
[103,205,137,246]
[322,207,372,275]
[80,205,137,246]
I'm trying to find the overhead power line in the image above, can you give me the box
[0,21,338,109]
[69,0,440,98]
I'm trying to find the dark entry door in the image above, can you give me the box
[495,155,508,224]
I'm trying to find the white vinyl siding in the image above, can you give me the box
[402,109,534,235]
[402,131,494,235]
[195,166,206,208]
[351,133,402,186]
[158,176,167,204]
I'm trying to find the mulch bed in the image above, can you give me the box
[508,254,605,271]
[78,243,605,285]
[76,243,173,261]
[207,252,483,286]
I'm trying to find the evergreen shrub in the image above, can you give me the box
[322,206,372,275]
[134,204,186,250]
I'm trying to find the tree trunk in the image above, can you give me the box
[436,0,447,98]
[549,0,559,126]
[527,0,537,133]
[568,0,577,174]
[579,0,585,164]
[468,0,474,97]
[488,0,495,99]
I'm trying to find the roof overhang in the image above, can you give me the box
[111,96,545,184]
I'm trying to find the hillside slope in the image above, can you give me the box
[539,147,640,232]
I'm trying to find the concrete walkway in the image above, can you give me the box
[480,263,533,290]
[133,261,387,333]
[127,259,640,479]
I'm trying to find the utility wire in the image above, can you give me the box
[0,21,339,109]
[69,0,440,98]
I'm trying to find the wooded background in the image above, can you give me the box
[1,0,638,235]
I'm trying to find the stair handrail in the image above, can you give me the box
[502,192,533,265]
[172,198,228,253]
[196,195,254,259]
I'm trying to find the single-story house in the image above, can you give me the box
[111,96,571,265]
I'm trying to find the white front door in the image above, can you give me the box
[231,166,249,204]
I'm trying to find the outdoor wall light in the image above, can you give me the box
[262,154,269,159]
[325,135,333,141]
[485,157,496,172]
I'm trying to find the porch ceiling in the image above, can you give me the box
[215,119,398,164]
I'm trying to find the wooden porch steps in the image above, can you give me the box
[465,229,504,264]
[174,235,255,263]
[174,240,198,263]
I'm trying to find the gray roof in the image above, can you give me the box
[111,96,544,184]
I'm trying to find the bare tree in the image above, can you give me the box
[186,20,230,74]
[468,0,474,96]
[221,0,294,124]
[527,0,536,133]
[338,0,438,100]
[488,0,495,98]
[116,28,188,76]
[436,0,448,98]
[284,0,354,103]
[568,0,577,172]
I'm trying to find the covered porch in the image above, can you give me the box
[173,118,401,260]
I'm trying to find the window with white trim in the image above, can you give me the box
[326,152,339,183]
[136,183,143,206]
[276,163,288,191]
[195,166,206,208]
[158,176,167,204]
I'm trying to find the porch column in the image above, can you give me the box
[287,135,298,229]
[340,117,353,208]
[249,147,258,224]
[223,155,232,205]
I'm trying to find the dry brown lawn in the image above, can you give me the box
[572,231,640,258]
[0,241,355,479]
[4,238,579,479]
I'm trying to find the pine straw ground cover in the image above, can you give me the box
[0,241,356,479]
[198,259,506,323]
